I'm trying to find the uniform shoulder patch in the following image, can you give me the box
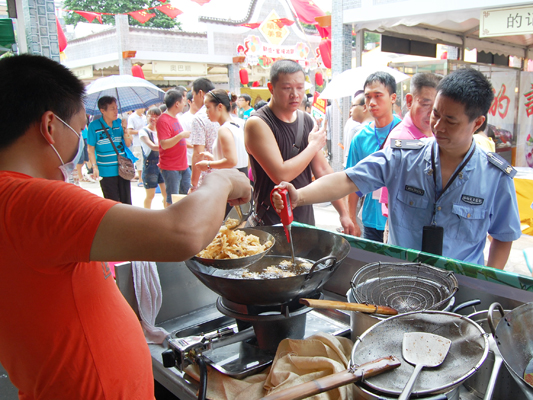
[390,139,425,150]
[487,152,516,178]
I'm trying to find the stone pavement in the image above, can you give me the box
[78,179,533,277]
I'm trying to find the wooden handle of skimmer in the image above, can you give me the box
[299,298,398,315]
[260,356,401,400]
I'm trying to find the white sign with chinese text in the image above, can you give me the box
[71,65,93,79]
[259,9,290,46]
[517,72,533,168]
[481,6,533,37]
[153,62,207,76]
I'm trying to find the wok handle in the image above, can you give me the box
[307,255,337,276]
[487,302,506,337]
[299,298,398,315]
[259,356,401,400]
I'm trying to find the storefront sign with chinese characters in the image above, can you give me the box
[517,72,533,168]
[70,65,93,79]
[152,61,207,76]
[486,71,517,163]
[259,10,290,46]
[236,35,311,67]
[481,5,533,37]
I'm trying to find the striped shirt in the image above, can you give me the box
[87,118,126,178]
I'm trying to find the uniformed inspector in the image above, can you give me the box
[272,68,521,270]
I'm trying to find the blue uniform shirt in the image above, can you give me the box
[87,118,125,178]
[346,138,521,266]
[346,116,401,230]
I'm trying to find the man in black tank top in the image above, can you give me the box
[244,60,356,235]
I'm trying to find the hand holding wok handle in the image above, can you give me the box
[260,356,401,400]
[299,298,398,315]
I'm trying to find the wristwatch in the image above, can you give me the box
[207,162,212,170]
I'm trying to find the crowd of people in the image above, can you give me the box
[0,53,523,398]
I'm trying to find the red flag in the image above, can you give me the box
[129,10,156,24]
[74,10,103,24]
[271,18,294,29]
[158,0,168,2]
[132,65,145,79]
[190,0,211,4]
[290,0,325,24]
[241,22,261,29]
[56,17,67,52]
[156,5,183,19]
[316,25,331,39]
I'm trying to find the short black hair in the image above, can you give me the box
[164,89,184,109]
[98,96,117,111]
[239,94,251,104]
[437,68,494,122]
[410,73,442,96]
[270,59,304,87]
[0,54,85,149]
[187,91,193,102]
[192,77,215,95]
[254,100,268,111]
[364,71,397,95]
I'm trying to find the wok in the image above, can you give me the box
[488,302,533,399]
[185,226,350,306]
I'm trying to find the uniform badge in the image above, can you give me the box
[405,185,425,196]
[461,195,484,206]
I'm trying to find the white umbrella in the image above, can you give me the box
[319,66,410,99]
[83,75,166,115]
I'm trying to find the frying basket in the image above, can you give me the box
[350,262,458,314]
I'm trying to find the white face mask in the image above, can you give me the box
[41,114,83,182]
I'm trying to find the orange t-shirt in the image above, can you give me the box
[0,172,154,400]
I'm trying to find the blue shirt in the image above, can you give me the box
[87,118,125,178]
[346,116,401,230]
[346,138,521,266]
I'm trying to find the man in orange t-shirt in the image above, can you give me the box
[0,55,251,400]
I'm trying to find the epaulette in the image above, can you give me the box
[390,139,425,150]
[487,152,516,178]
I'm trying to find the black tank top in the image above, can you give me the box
[250,106,315,226]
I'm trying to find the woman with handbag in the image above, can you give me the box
[87,96,133,204]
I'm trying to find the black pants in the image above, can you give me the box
[100,175,132,205]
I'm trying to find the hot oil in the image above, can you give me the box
[223,259,315,280]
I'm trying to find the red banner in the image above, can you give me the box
[74,10,103,24]
[129,10,156,24]
[290,0,325,25]
[241,22,261,29]
[271,18,294,29]
[56,17,67,52]
[156,5,182,19]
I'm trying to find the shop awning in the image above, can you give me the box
[345,5,533,59]
[0,19,15,54]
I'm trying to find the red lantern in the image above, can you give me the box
[239,69,249,85]
[132,64,145,79]
[315,71,323,86]
[252,81,260,87]
[319,38,332,69]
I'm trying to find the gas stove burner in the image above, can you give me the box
[216,293,323,353]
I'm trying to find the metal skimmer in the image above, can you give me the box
[350,262,458,314]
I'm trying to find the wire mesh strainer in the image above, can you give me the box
[350,262,458,314]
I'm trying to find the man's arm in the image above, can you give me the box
[87,145,99,179]
[190,144,205,190]
[90,169,251,262]
[310,151,358,236]
[244,116,325,184]
[159,131,190,150]
[347,192,362,234]
[273,172,357,212]
[486,238,513,270]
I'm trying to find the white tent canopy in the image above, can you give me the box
[344,1,533,59]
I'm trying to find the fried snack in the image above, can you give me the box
[197,226,273,260]
[224,218,240,230]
